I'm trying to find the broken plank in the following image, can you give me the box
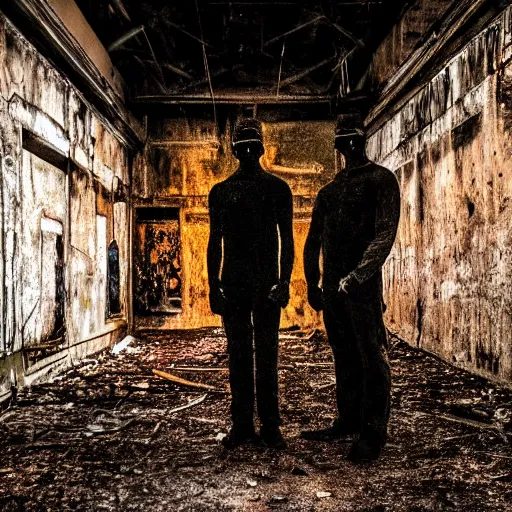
[152,369,217,390]
[422,412,499,431]
[293,362,333,368]
[172,367,229,372]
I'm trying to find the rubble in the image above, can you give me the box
[0,330,511,511]
[112,336,138,355]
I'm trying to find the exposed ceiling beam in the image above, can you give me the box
[162,19,217,49]
[264,15,325,46]
[108,25,144,51]
[132,92,333,105]
[366,0,492,130]
[330,21,364,48]
[161,63,194,80]
[279,55,336,86]
[6,0,144,148]
[110,0,131,22]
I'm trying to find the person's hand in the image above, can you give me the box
[268,280,290,308]
[338,274,358,295]
[307,285,323,312]
[209,283,227,315]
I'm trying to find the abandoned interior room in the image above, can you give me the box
[1,0,512,509]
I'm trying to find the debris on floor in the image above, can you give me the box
[0,328,511,511]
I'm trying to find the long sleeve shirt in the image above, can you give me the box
[304,162,400,297]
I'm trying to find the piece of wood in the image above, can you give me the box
[169,394,207,414]
[427,412,498,431]
[316,382,336,390]
[474,451,512,460]
[172,367,229,372]
[152,369,216,390]
[293,362,333,367]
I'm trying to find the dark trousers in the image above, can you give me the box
[222,295,281,430]
[323,287,391,442]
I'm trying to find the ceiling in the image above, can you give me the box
[76,0,410,100]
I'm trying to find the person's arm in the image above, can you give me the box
[304,192,325,311]
[348,170,400,285]
[277,183,294,286]
[207,186,225,314]
[269,183,294,307]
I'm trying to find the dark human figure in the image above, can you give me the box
[207,118,294,449]
[301,115,400,462]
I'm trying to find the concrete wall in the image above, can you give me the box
[368,7,512,384]
[133,114,336,330]
[0,14,132,401]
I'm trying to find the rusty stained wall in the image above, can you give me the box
[133,116,336,330]
[0,14,131,397]
[369,0,454,92]
[367,7,512,384]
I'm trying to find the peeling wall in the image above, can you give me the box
[368,7,512,384]
[370,0,454,93]
[0,14,132,400]
[133,115,336,330]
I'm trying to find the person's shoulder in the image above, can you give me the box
[263,171,292,194]
[310,180,334,211]
[368,163,398,186]
[209,179,229,200]
[317,179,336,198]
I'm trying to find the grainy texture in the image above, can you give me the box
[369,0,455,94]
[368,6,512,384]
[0,14,131,398]
[133,117,336,331]
[0,329,510,511]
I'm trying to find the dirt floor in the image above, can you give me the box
[1,329,512,512]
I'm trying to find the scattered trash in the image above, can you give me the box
[112,336,137,355]
[151,422,162,437]
[86,418,135,435]
[133,382,150,390]
[2,329,512,511]
[246,478,257,487]
[316,491,332,499]
[216,432,227,442]
[169,394,207,414]
[269,495,288,504]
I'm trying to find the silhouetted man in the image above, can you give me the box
[207,118,294,449]
[302,115,400,462]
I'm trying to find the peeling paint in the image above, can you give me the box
[370,7,512,384]
[0,14,132,397]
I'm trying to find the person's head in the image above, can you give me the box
[334,114,367,161]
[232,118,264,162]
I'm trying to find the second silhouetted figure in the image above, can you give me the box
[207,118,294,449]
[302,114,400,462]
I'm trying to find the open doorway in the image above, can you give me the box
[134,207,182,315]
